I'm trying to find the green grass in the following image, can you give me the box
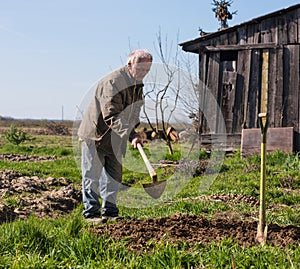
[0,133,81,182]
[0,214,299,268]
[0,212,299,269]
[0,158,81,182]
[0,134,299,268]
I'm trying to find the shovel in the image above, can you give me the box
[256,112,269,244]
[137,143,166,199]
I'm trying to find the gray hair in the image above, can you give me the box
[126,49,152,65]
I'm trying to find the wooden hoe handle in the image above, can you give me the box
[137,143,157,182]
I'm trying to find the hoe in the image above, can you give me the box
[137,143,166,199]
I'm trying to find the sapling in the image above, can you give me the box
[4,124,35,146]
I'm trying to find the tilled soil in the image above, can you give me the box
[92,213,300,252]
[0,154,57,162]
[0,156,299,252]
[0,169,81,222]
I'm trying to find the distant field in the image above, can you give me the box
[0,117,73,137]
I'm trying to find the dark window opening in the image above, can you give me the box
[220,50,238,61]
[221,51,238,72]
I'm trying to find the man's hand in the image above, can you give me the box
[131,136,143,149]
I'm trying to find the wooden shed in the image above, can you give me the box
[180,4,300,151]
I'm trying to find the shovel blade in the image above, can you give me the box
[143,180,166,199]
[255,224,268,244]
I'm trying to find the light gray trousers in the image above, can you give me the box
[81,140,122,218]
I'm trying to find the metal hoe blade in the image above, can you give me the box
[137,143,166,199]
[142,176,167,199]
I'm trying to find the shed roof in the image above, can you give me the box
[180,3,300,52]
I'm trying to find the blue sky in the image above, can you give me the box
[0,0,299,120]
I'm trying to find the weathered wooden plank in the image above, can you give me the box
[198,52,208,133]
[288,45,300,128]
[278,14,288,45]
[241,127,294,156]
[237,25,247,45]
[233,51,249,132]
[283,45,300,128]
[286,10,298,44]
[228,31,237,45]
[219,32,229,45]
[282,46,289,126]
[270,16,279,44]
[199,52,206,83]
[275,48,284,127]
[247,49,261,128]
[268,49,276,127]
[298,8,300,43]
[182,41,211,54]
[247,23,260,44]
[261,17,276,43]
[200,133,241,149]
[216,58,225,133]
[233,50,251,132]
[278,9,299,44]
[204,52,221,133]
[269,48,284,128]
[211,36,221,47]
[203,43,277,52]
[221,70,237,133]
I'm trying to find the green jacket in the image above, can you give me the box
[78,66,144,154]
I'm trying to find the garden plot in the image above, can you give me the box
[92,213,300,252]
[0,151,299,254]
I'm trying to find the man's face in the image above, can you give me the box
[128,58,152,81]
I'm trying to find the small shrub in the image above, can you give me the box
[4,125,35,146]
[165,150,181,161]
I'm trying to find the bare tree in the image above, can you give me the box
[141,30,201,154]
[141,30,184,154]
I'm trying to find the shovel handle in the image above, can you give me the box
[137,143,157,182]
[258,113,269,143]
[257,113,269,243]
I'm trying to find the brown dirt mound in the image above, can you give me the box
[0,154,57,162]
[92,213,300,252]
[166,193,260,207]
[0,170,81,222]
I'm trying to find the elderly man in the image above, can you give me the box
[78,49,152,223]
